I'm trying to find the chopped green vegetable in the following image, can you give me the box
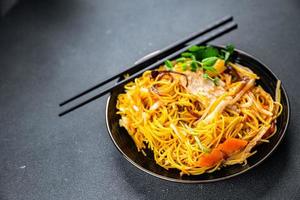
[202,66,216,72]
[186,45,204,60]
[181,63,187,71]
[164,60,173,70]
[176,57,186,63]
[201,57,218,67]
[176,44,235,73]
[185,44,234,62]
[222,44,235,63]
[213,77,220,85]
[194,136,210,153]
[185,45,220,61]
[203,73,219,85]
[181,52,196,60]
[182,122,210,153]
[181,52,194,58]
[190,61,198,72]
[226,44,234,54]
[222,50,230,62]
[203,73,211,80]
[202,46,219,59]
[188,45,205,52]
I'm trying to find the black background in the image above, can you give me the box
[0,0,299,199]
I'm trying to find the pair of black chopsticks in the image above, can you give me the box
[59,15,237,117]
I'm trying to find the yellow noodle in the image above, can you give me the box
[116,61,282,175]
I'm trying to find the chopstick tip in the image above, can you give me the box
[59,101,67,107]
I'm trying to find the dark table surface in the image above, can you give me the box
[0,0,300,199]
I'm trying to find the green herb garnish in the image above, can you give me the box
[194,135,210,153]
[226,44,234,54]
[181,52,193,58]
[202,46,219,59]
[188,45,205,52]
[174,44,235,73]
[213,77,220,85]
[176,57,186,63]
[164,60,173,70]
[221,44,235,63]
[203,73,219,85]
[190,61,198,72]
[201,57,218,67]
[181,52,196,60]
[186,44,234,62]
[202,65,216,72]
[203,73,212,80]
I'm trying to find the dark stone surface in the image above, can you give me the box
[0,0,18,16]
[0,0,299,199]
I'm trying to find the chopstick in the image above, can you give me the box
[58,22,237,117]
[59,15,233,107]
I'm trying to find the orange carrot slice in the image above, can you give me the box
[218,138,248,155]
[198,138,248,167]
[198,149,224,167]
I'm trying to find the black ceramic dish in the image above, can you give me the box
[105,45,290,183]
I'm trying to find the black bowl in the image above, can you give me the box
[105,46,290,183]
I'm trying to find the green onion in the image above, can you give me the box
[194,136,210,153]
[181,122,210,153]
[181,63,187,71]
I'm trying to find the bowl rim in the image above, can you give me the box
[105,45,291,183]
